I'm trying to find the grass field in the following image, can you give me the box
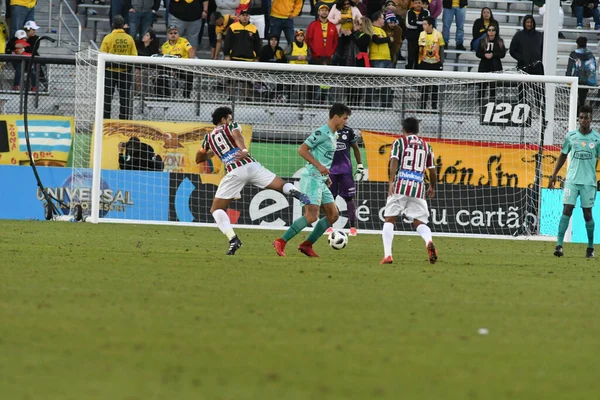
[1,220,600,400]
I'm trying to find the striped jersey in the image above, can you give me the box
[202,121,256,173]
[390,134,435,199]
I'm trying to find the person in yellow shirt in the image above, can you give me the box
[100,15,137,120]
[418,17,444,109]
[160,25,195,98]
[367,11,393,108]
[9,0,35,38]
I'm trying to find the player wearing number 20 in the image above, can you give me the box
[196,107,310,256]
[381,117,438,265]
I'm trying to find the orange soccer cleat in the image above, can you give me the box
[427,241,438,264]
[298,241,319,257]
[273,238,287,257]
[380,256,393,264]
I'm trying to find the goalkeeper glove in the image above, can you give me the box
[355,164,365,181]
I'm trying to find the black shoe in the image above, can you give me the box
[554,245,564,257]
[226,236,242,255]
[456,44,466,51]
[397,54,406,61]
[289,188,310,205]
[586,248,595,258]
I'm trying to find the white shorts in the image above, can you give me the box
[215,162,276,199]
[384,194,430,224]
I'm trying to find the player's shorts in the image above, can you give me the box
[384,194,430,224]
[563,183,597,208]
[329,173,356,198]
[215,162,276,199]
[299,170,335,207]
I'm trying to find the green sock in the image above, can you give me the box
[586,219,595,248]
[557,215,571,246]
[306,218,329,244]
[282,216,309,242]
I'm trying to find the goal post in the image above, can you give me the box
[73,49,578,239]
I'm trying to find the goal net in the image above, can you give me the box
[72,49,577,238]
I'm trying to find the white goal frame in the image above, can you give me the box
[84,52,578,240]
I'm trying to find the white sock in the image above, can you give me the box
[282,182,294,195]
[416,224,433,245]
[212,209,236,240]
[382,222,394,258]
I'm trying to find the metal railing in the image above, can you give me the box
[49,0,83,51]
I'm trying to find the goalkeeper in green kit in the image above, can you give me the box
[549,105,600,258]
[273,103,352,257]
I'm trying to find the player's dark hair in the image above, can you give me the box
[329,103,351,118]
[212,106,233,125]
[403,117,419,134]
[424,16,435,26]
[576,36,587,48]
[580,105,593,115]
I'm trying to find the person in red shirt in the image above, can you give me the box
[306,3,338,103]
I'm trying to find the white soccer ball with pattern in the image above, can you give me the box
[328,230,348,250]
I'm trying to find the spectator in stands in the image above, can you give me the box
[382,0,408,61]
[509,14,543,75]
[348,15,372,105]
[198,0,216,49]
[475,24,505,104]
[9,29,35,91]
[216,0,239,16]
[223,9,261,61]
[417,16,443,109]
[247,0,267,39]
[126,0,160,41]
[100,15,137,120]
[367,10,393,107]
[306,3,338,64]
[441,0,467,51]
[9,0,35,38]
[567,36,597,112]
[427,0,441,27]
[161,24,195,97]
[510,14,543,108]
[259,33,286,62]
[211,11,237,59]
[405,0,429,69]
[110,0,130,31]
[269,0,303,47]
[22,20,47,89]
[572,0,600,30]
[328,0,362,66]
[383,11,401,67]
[285,29,309,64]
[169,0,204,53]
[136,29,160,55]
[471,7,499,51]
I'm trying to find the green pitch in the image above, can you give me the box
[1,220,599,400]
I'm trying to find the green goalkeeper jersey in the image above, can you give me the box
[303,124,338,181]
[562,129,600,186]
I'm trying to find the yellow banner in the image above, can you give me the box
[362,130,568,188]
[0,115,73,167]
[96,120,253,182]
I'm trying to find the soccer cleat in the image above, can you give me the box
[273,238,287,257]
[427,241,438,264]
[380,256,393,264]
[586,248,595,258]
[298,241,319,257]
[554,245,564,257]
[226,236,242,255]
[324,227,333,235]
[349,227,357,236]
[289,188,310,205]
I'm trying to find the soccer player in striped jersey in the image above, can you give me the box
[381,117,438,265]
[196,106,310,255]
[549,105,600,258]
[273,103,352,257]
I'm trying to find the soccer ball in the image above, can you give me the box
[328,230,348,250]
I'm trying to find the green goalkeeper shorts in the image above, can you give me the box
[563,183,597,208]
[299,171,335,207]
